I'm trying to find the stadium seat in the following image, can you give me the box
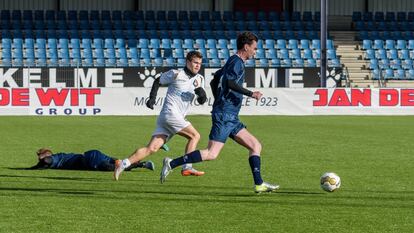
[269,58,280,67]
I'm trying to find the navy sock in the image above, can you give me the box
[249,155,263,185]
[170,150,203,169]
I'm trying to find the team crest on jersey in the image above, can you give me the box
[192,76,204,88]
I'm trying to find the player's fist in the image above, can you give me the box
[194,87,207,105]
[146,97,156,109]
[251,91,263,100]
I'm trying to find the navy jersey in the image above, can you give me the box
[50,153,86,169]
[212,55,245,115]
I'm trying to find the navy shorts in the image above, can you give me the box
[209,112,246,143]
[84,150,115,170]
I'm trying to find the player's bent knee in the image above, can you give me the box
[252,142,262,154]
[188,131,201,141]
[193,132,201,142]
[147,146,160,154]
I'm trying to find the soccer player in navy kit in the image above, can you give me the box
[30,148,154,171]
[160,32,279,193]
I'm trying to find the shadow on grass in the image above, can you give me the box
[0,173,102,182]
[0,187,96,195]
[1,186,412,210]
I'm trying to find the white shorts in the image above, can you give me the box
[152,113,190,141]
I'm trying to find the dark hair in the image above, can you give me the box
[186,50,203,61]
[236,32,258,50]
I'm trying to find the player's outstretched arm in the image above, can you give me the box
[146,77,161,109]
[227,79,253,97]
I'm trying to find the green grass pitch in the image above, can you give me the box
[0,116,413,232]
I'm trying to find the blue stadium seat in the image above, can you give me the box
[290,49,301,59]
[178,11,188,21]
[165,57,175,66]
[373,40,384,50]
[394,69,406,79]
[363,12,373,21]
[281,58,292,67]
[390,59,402,70]
[311,39,321,49]
[352,12,362,21]
[245,59,255,67]
[207,48,218,59]
[183,39,194,49]
[376,49,387,60]
[362,40,372,50]
[407,69,414,79]
[153,57,163,66]
[105,58,117,67]
[329,58,341,67]
[257,11,267,21]
[369,59,379,69]
[288,39,299,49]
[266,49,277,59]
[302,49,313,59]
[402,59,413,70]
[171,39,183,49]
[195,39,206,49]
[206,39,217,49]
[257,58,269,67]
[383,69,394,79]
[303,11,312,21]
[104,38,114,49]
[278,49,289,59]
[138,39,149,49]
[209,58,221,67]
[327,49,337,59]
[218,49,229,60]
[365,49,375,59]
[374,12,384,22]
[313,50,321,59]
[371,69,380,80]
[293,58,304,67]
[269,58,280,67]
[300,39,310,49]
[200,11,209,21]
[408,40,414,49]
[388,49,398,60]
[149,38,160,49]
[177,58,186,67]
[268,11,279,21]
[255,49,265,59]
[190,11,199,21]
[378,59,390,69]
[306,58,317,67]
[264,39,275,49]
[386,12,395,22]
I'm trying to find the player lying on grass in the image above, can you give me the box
[160,32,279,193]
[29,148,154,171]
[114,51,207,180]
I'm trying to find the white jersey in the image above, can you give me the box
[159,69,204,117]
[152,69,204,139]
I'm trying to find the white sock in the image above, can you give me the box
[182,163,193,170]
[122,159,131,169]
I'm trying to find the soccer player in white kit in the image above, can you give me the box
[114,51,207,180]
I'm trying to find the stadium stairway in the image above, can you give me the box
[333,31,414,88]
[331,31,375,87]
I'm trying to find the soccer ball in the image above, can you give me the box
[320,172,341,192]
